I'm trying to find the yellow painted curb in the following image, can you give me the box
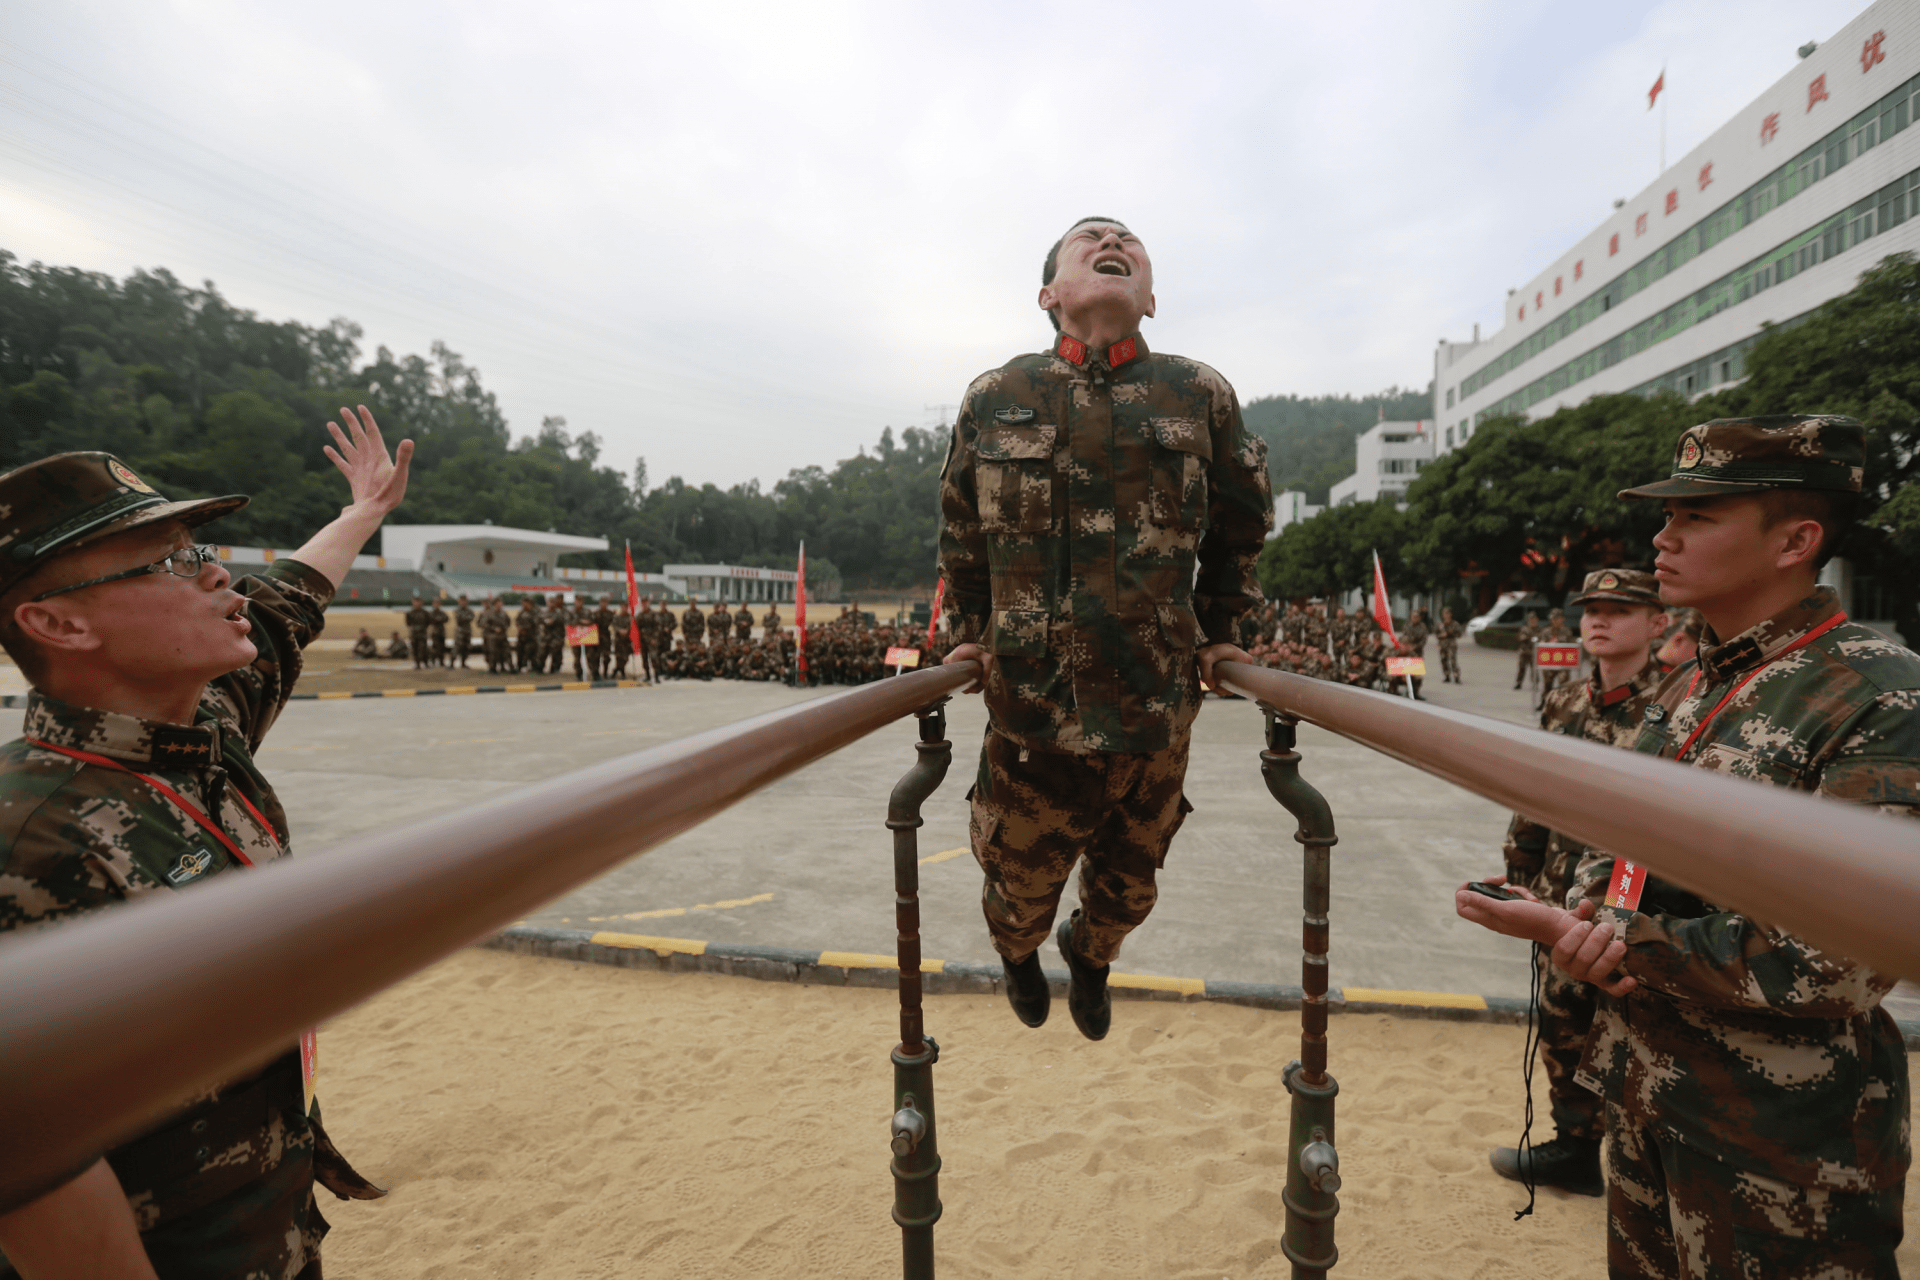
[445,686,477,695]
[316,691,353,700]
[1110,972,1207,997]
[590,932,708,957]
[380,689,416,698]
[1343,987,1487,1010]
[560,681,591,691]
[503,683,539,692]
[817,951,946,973]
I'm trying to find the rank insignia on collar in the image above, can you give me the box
[1055,335,1088,365]
[993,406,1036,424]
[165,847,216,886]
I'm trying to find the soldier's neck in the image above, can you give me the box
[1056,304,1144,356]
[38,661,208,727]
[1594,648,1650,693]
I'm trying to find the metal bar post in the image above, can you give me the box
[1259,705,1342,1279]
[886,699,953,1278]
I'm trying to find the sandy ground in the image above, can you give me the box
[311,951,1920,1279]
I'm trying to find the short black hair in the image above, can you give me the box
[1041,216,1130,332]
[1759,488,1859,570]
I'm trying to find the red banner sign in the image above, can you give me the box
[1535,642,1582,669]
[885,646,922,669]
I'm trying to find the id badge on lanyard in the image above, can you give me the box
[27,737,321,1113]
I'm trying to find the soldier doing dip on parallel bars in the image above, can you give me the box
[939,216,1272,1041]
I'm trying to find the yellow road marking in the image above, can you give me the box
[819,951,946,973]
[560,681,591,691]
[503,684,540,692]
[586,892,775,924]
[590,932,707,956]
[380,689,416,698]
[1109,972,1206,996]
[1342,987,1487,1010]
[445,686,478,695]
[919,846,970,866]
[316,692,353,700]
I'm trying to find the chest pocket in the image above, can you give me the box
[975,424,1057,534]
[1148,418,1212,530]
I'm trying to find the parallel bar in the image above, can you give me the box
[0,662,981,1212]
[1216,662,1920,984]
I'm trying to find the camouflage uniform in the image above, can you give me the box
[0,451,382,1278]
[1436,610,1464,683]
[1515,612,1542,690]
[426,603,448,667]
[734,605,754,643]
[1502,573,1667,1151]
[682,602,706,650]
[636,605,660,682]
[587,599,614,680]
[611,604,634,678]
[351,631,378,659]
[938,330,1271,964]
[515,599,540,672]
[762,606,781,637]
[1575,417,1917,1277]
[709,602,732,648]
[405,600,430,670]
[451,600,474,669]
[480,601,511,672]
[540,601,568,674]
[1537,612,1573,703]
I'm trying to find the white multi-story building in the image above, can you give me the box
[1434,2,1920,451]
[1327,419,1435,507]
[1271,490,1324,535]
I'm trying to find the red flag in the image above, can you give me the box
[794,541,809,683]
[1647,69,1664,110]
[623,541,643,658]
[928,576,945,650]
[1371,550,1400,650]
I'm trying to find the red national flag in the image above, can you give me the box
[794,541,809,683]
[623,541,643,658]
[1371,550,1400,650]
[1648,69,1665,110]
[928,576,945,650]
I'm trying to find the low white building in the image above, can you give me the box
[664,564,799,604]
[381,524,608,579]
[1326,420,1435,507]
[1271,490,1324,535]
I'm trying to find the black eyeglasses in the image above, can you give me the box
[33,544,222,602]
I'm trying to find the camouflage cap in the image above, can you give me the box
[1570,567,1662,608]
[0,452,247,598]
[1619,414,1865,500]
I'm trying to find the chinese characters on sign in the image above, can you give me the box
[1553,276,1562,296]
[1609,233,1620,256]
[1809,74,1830,111]
[1698,162,1713,191]
[1665,189,1678,215]
[1574,259,1584,281]
[1635,212,1648,236]
[1862,31,1886,74]
[1535,290,1543,310]
[1761,112,1780,144]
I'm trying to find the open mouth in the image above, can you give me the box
[1092,254,1132,278]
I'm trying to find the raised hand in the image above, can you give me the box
[323,405,413,517]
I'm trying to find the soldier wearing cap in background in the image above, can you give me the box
[426,598,449,668]
[1513,609,1542,691]
[1655,606,1705,672]
[1458,414,1920,1277]
[734,600,754,644]
[479,597,510,673]
[611,595,635,679]
[1485,567,1668,1199]
[0,410,406,1278]
[514,594,540,672]
[405,594,430,670]
[939,215,1271,1042]
[588,594,615,680]
[1536,607,1573,705]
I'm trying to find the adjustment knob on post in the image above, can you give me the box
[1299,1129,1341,1193]
[891,1095,927,1157]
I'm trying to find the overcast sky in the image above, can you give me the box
[2,0,1867,489]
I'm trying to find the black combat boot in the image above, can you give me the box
[1489,1135,1603,1197]
[1000,948,1049,1028]
[1056,913,1111,1041]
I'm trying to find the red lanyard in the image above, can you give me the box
[26,738,281,867]
[1671,612,1848,761]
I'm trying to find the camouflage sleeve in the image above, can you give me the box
[936,395,989,647]
[1502,812,1549,885]
[204,559,334,752]
[1193,386,1272,645]
[1593,691,1920,1016]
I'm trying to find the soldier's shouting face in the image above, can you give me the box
[1039,222,1156,329]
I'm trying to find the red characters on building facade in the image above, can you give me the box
[1863,31,1886,74]
[1698,162,1713,191]
[1574,259,1584,281]
[1664,189,1678,215]
[1761,112,1780,144]
[1635,213,1648,236]
[1609,234,1620,256]
[1809,74,1830,111]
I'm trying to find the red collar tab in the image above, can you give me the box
[1055,335,1088,365]
[1595,681,1636,708]
[1106,337,1139,367]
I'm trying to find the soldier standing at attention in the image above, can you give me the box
[480,598,510,673]
[1458,416,1918,1276]
[1399,606,1431,699]
[940,216,1271,1040]
[762,603,781,637]
[514,595,539,672]
[426,598,449,668]
[1485,568,1668,1197]
[1537,608,1573,704]
[588,594,615,680]
[709,599,732,648]
[0,412,405,1277]
[451,595,475,669]
[682,600,706,651]
[1513,609,1542,690]
[635,598,659,683]
[1435,605,1464,683]
[734,600,754,643]
[404,595,430,670]
[611,596,635,679]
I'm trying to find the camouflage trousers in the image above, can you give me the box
[1534,945,1603,1141]
[1437,639,1460,681]
[967,729,1192,966]
[1606,1103,1904,1279]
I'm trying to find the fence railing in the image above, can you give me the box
[0,662,980,1213]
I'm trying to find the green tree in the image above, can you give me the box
[1257,498,1407,600]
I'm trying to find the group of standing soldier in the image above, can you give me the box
[1234,599,1462,696]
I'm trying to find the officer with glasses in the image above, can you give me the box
[0,408,411,1280]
